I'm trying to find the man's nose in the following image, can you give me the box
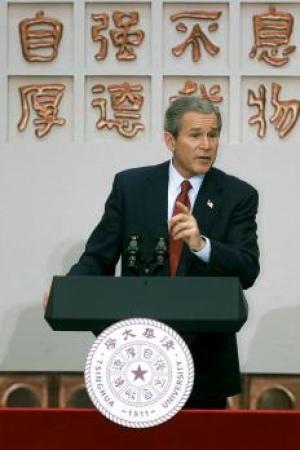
[198,135,210,149]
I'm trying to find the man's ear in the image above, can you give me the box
[164,131,175,152]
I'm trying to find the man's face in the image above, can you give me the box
[165,111,220,178]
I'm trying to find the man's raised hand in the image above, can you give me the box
[169,201,205,251]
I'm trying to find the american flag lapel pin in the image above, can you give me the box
[207,199,214,209]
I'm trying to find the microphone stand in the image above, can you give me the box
[126,234,168,276]
[150,236,168,276]
[126,234,140,275]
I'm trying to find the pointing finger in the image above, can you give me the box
[175,201,191,214]
[169,213,191,229]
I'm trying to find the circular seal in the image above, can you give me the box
[85,318,194,428]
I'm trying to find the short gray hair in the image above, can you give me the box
[164,96,222,138]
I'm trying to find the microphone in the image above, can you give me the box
[154,236,168,269]
[126,234,140,271]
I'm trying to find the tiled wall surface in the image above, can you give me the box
[1,373,300,410]
[2,1,300,144]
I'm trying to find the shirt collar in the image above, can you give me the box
[169,159,204,192]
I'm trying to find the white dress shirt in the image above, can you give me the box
[168,160,211,263]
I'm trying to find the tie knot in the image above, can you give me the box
[181,180,192,194]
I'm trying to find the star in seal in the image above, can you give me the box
[131,364,148,381]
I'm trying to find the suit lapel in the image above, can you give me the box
[142,162,169,257]
[192,167,223,235]
[177,168,223,275]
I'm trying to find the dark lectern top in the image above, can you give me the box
[45,276,247,334]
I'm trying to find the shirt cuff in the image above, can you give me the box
[191,236,211,263]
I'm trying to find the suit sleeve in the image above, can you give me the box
[209,188,259,289]
[67,174,123,276]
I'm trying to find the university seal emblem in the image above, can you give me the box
[85,318,194,428]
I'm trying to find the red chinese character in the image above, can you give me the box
[171,11,222,62]
[91,82,145,138]
[170,80,223,104]
[249,5,296,67]
[248,83,300,138]
[19,10,63,62]
[110,11,145,60]
[18,83,66,138]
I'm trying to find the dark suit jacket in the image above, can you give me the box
[69,161,259,402]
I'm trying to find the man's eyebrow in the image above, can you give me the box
[189,127,218,131]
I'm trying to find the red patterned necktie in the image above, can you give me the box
[169,180,192,276]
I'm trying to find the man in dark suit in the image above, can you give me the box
[67,97,260,409]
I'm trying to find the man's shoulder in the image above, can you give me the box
[211,167,258,197]
[115,161,168,182]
